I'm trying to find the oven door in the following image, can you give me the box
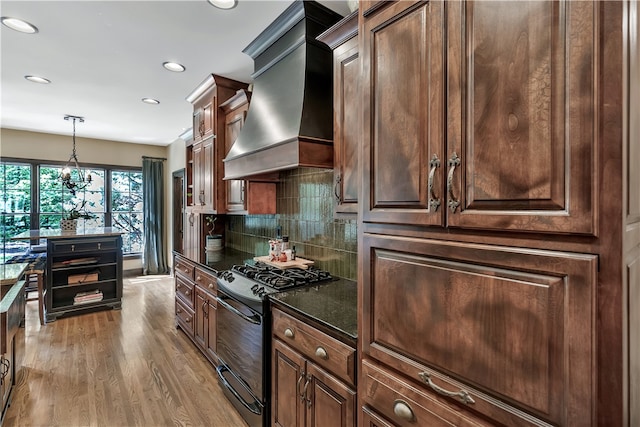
[215,289,264,400]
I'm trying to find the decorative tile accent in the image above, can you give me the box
[225,168,357,280]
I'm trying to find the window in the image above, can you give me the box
[111,170,143,254]
[0,162,31,262]
[39,165,106,229]
[0,158,144,259]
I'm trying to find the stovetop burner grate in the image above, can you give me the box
[230,262,332,290]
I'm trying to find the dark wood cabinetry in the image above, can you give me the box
[186,74,247,214]
[174,254,218,366]
[359,1,637,426]
[272,308,356,427]
[220,89,276,215]
[45,235,122,322]
[318,11,359,217]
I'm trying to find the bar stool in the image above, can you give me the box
[24,260,46,325]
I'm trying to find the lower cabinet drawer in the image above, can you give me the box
[194,266,217,293]
[175,275,194,308]
[361,359,491,427]
[272,308,356,386]
[175,299,194,337]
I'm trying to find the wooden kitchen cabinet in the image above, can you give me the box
[359,1,636,426]
[318,11,359,217]
[362,0,597,235]
[194,266,217,363]
[182,210,200,263]
[272,308,356,427]
[174,253,195,337]
[174,254,218,366]
[186,74,247,213]
[220,89,276,215]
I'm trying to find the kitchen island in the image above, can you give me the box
[12,228,123,322]
[0,262,26,423]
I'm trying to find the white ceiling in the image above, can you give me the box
[0,0,351,147]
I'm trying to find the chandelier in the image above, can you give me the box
[61,115,92,195]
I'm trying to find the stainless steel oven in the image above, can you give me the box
[215,262,332,427]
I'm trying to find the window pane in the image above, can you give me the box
[111,170,143,254]
[1,162,31,261]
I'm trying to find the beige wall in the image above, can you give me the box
[1,128,176,272]
[0,128,166,166]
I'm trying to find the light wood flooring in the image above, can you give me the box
[3,274,248,427]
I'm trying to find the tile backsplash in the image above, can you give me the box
[225,168,357,280]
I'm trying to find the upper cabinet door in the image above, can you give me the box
[446,0,597,235]
[361,1,445,227]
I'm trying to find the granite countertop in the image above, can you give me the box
[11,227,123,240]
[0,262,28,286]
[270,278,357,341]
[175,248,256,275]
[175,248,358,341]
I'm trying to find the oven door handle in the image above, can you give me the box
[215,296,261,325]
[216,364,262,415]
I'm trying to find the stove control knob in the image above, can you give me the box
[251,284,259,293]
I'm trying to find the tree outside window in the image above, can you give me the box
[111,170,143,254]
[0,162,31,261]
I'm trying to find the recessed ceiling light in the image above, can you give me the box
[25,75,50,84]
[207,0,238,10]
[1,17,38,34]
[142,98,160,105]
[163,62,185,72]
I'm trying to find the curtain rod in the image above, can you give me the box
[142,156,167,161]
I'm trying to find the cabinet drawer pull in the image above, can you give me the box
[419,372,475,405]
[185,317,191,323]
[297,372,305,400]
[185,290,191,296]
[284,328,294,338]
[71,244,75,252]
[196,275,201,281]
[177,308,182,314]
[428,154,441,211]
[97,242,101,250]
[393,399,415,422]
[447,152,461,213]
[208,283,215,289]
[315,346,328,360]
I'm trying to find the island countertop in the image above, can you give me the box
[0,262,28,286]
[11,227,124,240]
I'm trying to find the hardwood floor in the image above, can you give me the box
[3,274,248,427]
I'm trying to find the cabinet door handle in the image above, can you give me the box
[334,173,341,201]
[297,372,305,401]
[302,375,311,404]
[447,152,461,213]
[393,400,415,422]
[202,301,208,318]
[419,372,475,405]
[315,346,328,360]
[428,154,441,211]
[284,328,294,338]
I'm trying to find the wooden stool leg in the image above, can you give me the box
[37,272,45,325]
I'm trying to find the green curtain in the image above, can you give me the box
[142,158,169,275]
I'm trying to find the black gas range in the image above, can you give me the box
[217,262,333,313]
[215,261,333,427]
